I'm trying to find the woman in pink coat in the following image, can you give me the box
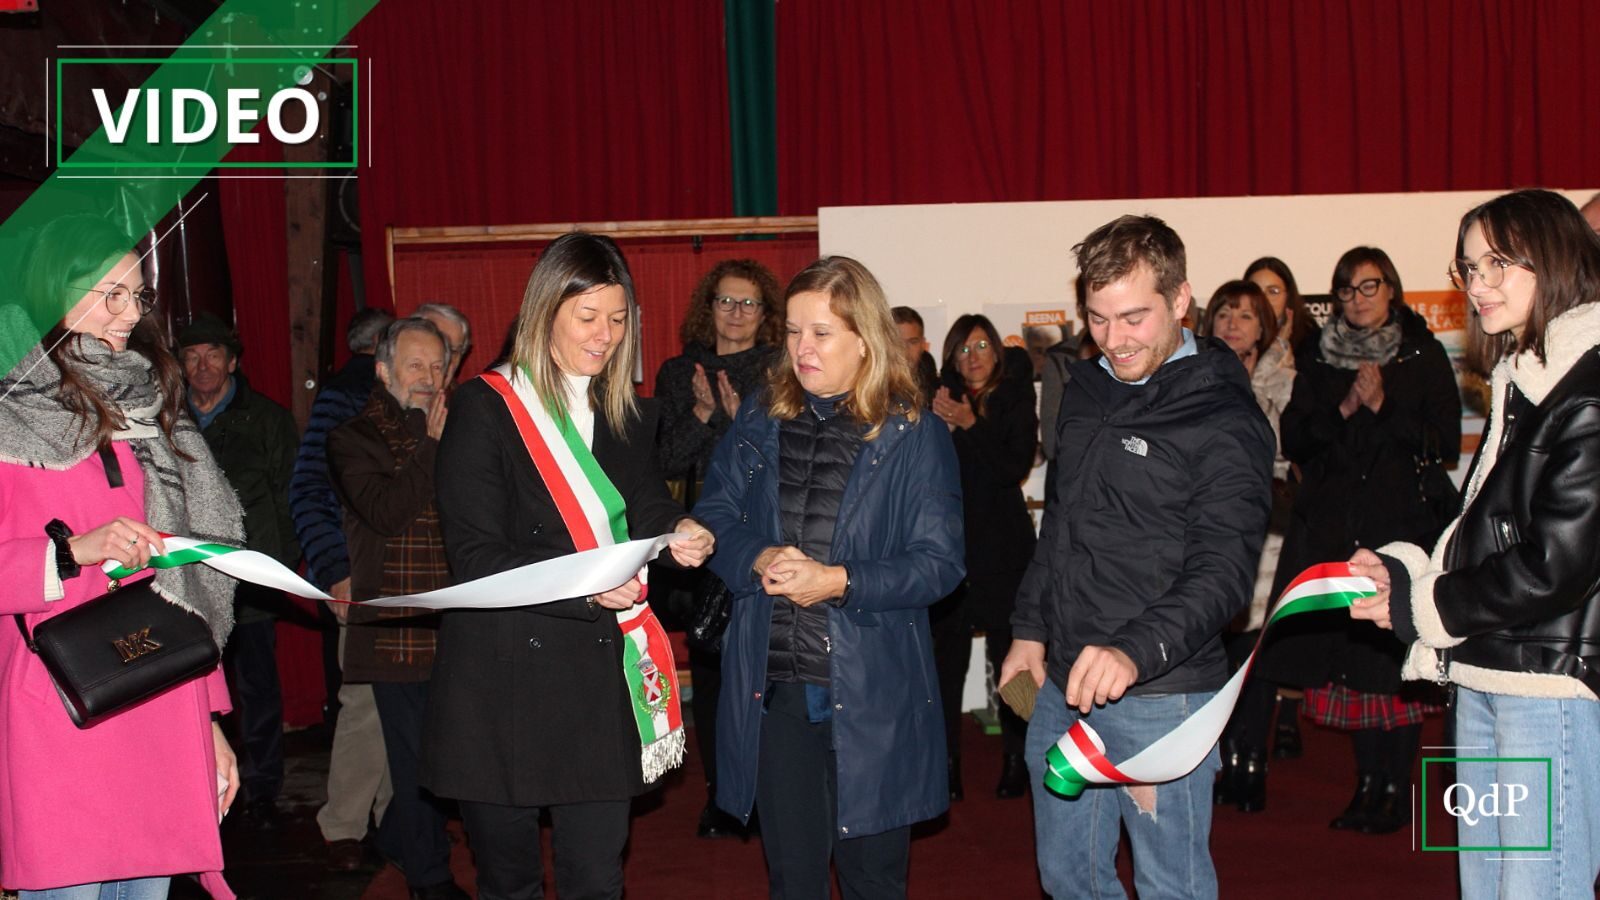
[0,216,246,899]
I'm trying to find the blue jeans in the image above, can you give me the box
[1453,687,1600,899]
[21,878,170,900]
[1025,687,1220,900]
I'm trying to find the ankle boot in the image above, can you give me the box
[1360,777,1410,834]
[1213,740,1241,806]
[1273,712,1303,760]
[995,753,1028,799]
[948,755,963,802]
[1237,748,1267,813]
[1329,772,1380,830]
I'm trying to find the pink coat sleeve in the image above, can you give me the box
[0,537,59,616]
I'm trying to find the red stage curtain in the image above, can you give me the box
[391,235,819,395]
[350,0,735,309]
[776,0,1600,212]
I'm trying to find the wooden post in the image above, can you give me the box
[280,72,340,432]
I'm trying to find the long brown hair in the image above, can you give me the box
[767,256,920,441]
[20,216,187,451]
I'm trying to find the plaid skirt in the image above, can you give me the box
[1304,682,1440,731]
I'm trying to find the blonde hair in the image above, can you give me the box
[509,232,639,437]
[768,256,920,441]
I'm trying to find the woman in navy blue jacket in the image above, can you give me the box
[694,256,965,900]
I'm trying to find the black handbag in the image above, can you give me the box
[1414,425,1462,543]
[686,572,733,655]
[13,580,220,728]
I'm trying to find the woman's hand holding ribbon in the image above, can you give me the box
[1346,548,1393,630]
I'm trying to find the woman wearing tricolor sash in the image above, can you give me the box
[695,256,966,899]
[422,232,714,900]
[1351,190,1600,899]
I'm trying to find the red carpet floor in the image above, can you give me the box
[356,712,1466,899]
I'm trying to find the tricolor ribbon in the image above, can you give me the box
[1042,562,1378,798]
[104,532,686,611]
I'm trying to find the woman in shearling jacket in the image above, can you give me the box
[695,256,964,900]
[1352,189,1600,900]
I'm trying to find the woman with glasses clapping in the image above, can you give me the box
[1252,246,1461,835]
[928,314,1038,801]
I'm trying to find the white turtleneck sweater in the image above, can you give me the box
[562,373,595,447]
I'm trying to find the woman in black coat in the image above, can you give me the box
[424,233,714,900]
[1258,246,1461,835]
[928,315,1037,800]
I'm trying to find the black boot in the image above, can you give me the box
[1329,772,1380,830]
[995,753,1028,799]
[1360,777,1410,834]
[948,755,964,802]
[697,800,741,838]
[1237,748,1267,813]
[1213,740,1241,806]
[1273,707,1303,760]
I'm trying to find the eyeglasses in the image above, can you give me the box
[713,295,765,313]
[956,340,991,355]
[1333,278,1386,302]
[72,283,157,316]
[1449,254,1526,291]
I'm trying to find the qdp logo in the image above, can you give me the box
[1421,757,1552,852]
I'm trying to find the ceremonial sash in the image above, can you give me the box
[481,366,685,782]
[1043,563,1377,797]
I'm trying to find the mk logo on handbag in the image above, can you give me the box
[112,627,162,663]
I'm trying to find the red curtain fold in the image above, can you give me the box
[218,141,292,408]
[776,0,1600,213]
[349,0,735,309]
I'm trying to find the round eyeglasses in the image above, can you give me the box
[713,295,765,313]
[1449,254,1526,292]
[72,284,157,316]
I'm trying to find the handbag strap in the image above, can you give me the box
[14,615,38,653]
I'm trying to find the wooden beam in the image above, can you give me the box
[281,74,339,432]
[389,215,818,248]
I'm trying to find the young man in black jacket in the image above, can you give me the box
[1003,215,1274,900]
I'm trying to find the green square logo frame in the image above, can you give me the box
[1421,756,1552,852]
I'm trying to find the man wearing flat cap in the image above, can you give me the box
[177,314,301,831]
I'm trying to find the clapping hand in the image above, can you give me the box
[1354,362,1385,413]
[716,370,741,419]
[691,364,717,423]
[931,386,976,430]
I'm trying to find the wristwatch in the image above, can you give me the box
[45,518,80,580]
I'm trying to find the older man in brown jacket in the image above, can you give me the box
[329,317,467,900]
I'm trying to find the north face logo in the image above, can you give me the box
[1121,436,1149,457]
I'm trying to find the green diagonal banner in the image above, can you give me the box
[1,0,381,376]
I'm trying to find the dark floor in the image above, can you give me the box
[191,708,1472,900]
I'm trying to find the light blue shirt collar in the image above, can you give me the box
[1097,327,1197,386]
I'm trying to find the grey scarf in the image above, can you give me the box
[0,308,244,648]
[1319,312,1403,370]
